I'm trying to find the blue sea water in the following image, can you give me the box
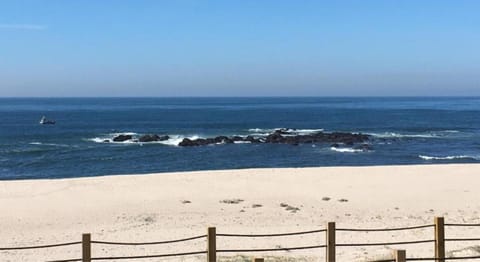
[0,97,479,180]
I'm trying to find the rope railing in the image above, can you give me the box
[336,239,435,247]
[89,250,207,260]
[0,241,81,251]
[217,244,327,253]
[47,259,82,262]
[445,223,480,227]
[91,234,206,245]
[217,228,326,237]
[337,224,434,232]
[2,216,480,261]
[445,237,480,242]
[406,256,480,261]
[370,255,480,261]
[444,256,480,260]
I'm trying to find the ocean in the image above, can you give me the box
[0,97,479,180]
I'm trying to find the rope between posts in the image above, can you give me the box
[218,229,326,237]
[337,239,435,247]
[217,244,326,253]
[444,256,480,260]
[0,241,81,250]
[91,235,206,245]
[406,258,439,261]
[445,238,480,242]
[408,257,480,261]
[337,224,434,232]
[371,256,480,261]
[47,259,82,262]
[445,223,480,227]
[89,250,207,260]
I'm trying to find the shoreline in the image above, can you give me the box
[2,162,476,182]
[1,164,480,261]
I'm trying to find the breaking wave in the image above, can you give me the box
[87,133,201,146]
[419,155,480,160]
[88,128,327,146]
[28,142,71,147]
[330,147,365,153]
[248,128,324,135]
[369,130,462,139]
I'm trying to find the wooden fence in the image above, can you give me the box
[1,216,480,261]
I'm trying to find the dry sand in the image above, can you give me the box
[1,164,480,261]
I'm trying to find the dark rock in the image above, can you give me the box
[265,133,284,143]
[214,136,233,144]
[245,136,261,143]
[138,134,170,142]
[112,135,132,142]
[177,129,371,147]
[158,135,170,141]
[232,136,244,141]
[139,134,158,142]
[179,138,195,146]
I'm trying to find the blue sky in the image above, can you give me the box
[1,1,479,97]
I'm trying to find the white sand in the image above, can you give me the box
[1,164,480,261]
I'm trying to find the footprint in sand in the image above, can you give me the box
[220,199,244,204]
[280,203,301,213]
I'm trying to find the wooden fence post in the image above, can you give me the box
[326,222,336,262]
[435,217,445,262]
[207,227,216,262]
[394,249,406,262]
[82,233,91,262]
[252,258,264,262]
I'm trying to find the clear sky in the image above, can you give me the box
[1,0,479,97]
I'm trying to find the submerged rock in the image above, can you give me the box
[354,143,374,151]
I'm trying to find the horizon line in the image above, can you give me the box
[0,95,479,99]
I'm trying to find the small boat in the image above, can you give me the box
[39,116,55,125]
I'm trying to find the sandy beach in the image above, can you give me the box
[1,164,480,261]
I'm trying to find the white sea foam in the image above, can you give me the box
[249,133,272,136]
[370,132,439,138]
[247,128,324,136]
[330,147,364,153]
[234,141,252,144]
[89,137,110,143]
[88,134,202,146]
[441,130,460,133]
[419,155,480,160]
[88,132,139,143]
[294,129,325,135]
[157,135,201,146]
[248,128,272,133]
[29,142,71,147]
[110,132,138,136]
[370,130,462,139]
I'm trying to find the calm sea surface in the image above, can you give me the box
[1,97,479,180]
